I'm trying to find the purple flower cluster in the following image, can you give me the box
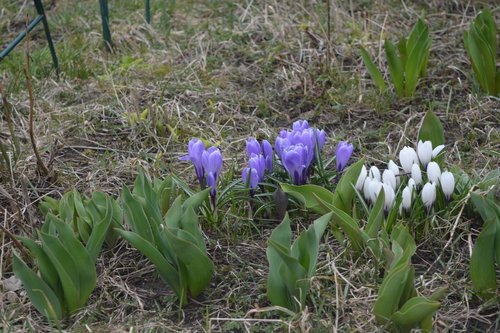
[180,139,222,205]
[274,120,326,185]
[242,138,273,192]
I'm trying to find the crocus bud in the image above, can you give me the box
[411,163,422,186]
[202,147,223,200]
[262,140,273,172]
[369,180,382,204]
[388,160,400,185]
[432,144,445,158]
[355,165,367,191]
[316,129,326,151]
[242,167,259,190]
[417,140,433,167]
[369,166,381,181]
[382,184,395,212]
[292,119,309,131]
[246,137,261,157]
[401,186,412,212]
[407,178,416,192]
[363,178,372,202]
[421,182,436,210]
[440,171,455,200]
[179,138,206,186]
[427,161,441,185]
[336,141,354,172]
[399,146,418,173]
[382,169,397,191]
[248,154,265,181]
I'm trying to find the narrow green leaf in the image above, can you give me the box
[280,183,335,215]
[115,229,182,300]
[332,159,365,215]
[163,227,214,298]
[366,189,385,238]
[392,296,440,329]
[13,253,63,320]
[385,40,404,97]
[86,196,113,263]
[418,111,445,149]
[360,47,387,92]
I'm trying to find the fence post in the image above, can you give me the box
[99,0,112,52]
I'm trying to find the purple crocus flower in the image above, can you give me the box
[202,147,222,205]
[246,137,261,157]
[335,141,353,172]
[282,144,309,185]
[316,129,326,151]
[248,153,265,182]
[262,139,273,172]
[292,119,310,131]
[242,167,259,190]
[179,138,206,186]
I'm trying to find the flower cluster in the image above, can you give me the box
[242,138,273,192]
[274,120,326,185]
[180,138,222,205]
[356,140,455,213]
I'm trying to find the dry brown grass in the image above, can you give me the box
[1,0,499,332]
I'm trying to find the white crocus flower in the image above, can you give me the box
[399,146,418,173]
[417,140,433,167]
[363,178,373,202]
[440,170,455,200]
[407,178,416,192]
[432,144,445,158]
[355,165,367,191]
[421,182,437,210]
[427,162,441,185]
[401,186,412,212]
[411,163,422,186]
[369,180,382,204]
[382,184,395,212]
[369,166,381,181]
[388,160,400,185]
[382,169,397,191]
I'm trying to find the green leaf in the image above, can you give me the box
[418,110,445,149]
[121,186,154,242]
[470,193,499,297]
[366,189,385,238]
[373,260,411,324]
[385,39,404,97]
[85,195,113,263]
[13,253,63,320]
[182,188,210,212]
[48,217,96,311]
[18,237,59,295]
[392,296,440,329]
[404,19,431,97]
[280,183,335,215]
[360,47,387,92]
[332,159,365,215]
[115,229,182,300]
[163,227,214,298]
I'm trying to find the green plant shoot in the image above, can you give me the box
[116,170,213,305]
[267,212,333,312]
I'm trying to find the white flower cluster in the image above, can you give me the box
[355,140,455,213]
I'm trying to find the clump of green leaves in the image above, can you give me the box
[373,225,444,332]
[117,171,213,306]
[266,212,332,312]
[361,19,431,98]
[463,9,499,96]
[13,215,100,320]
[40,189,122,253]
[469,193,500,298]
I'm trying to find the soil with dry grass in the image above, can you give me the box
[1,0,499,332]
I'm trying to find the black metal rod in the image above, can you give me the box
[99,0,112,52]
[0,15,43,60]
[34,0,59,75]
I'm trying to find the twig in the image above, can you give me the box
[0,212,30,258]
[24,15,50,176]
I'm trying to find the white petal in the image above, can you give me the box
[440,171,455,199]
[382,169,397,191]
[411,163,422,185]
[427,162,442,184]
[369,166,381,181]
[432,144,445,158]
[355,165,368,191]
